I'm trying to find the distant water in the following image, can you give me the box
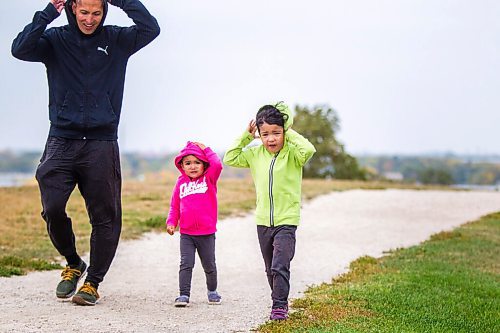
[0,172,35,187]
[452,184,500,192]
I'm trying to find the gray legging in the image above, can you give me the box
[179,233,217,297]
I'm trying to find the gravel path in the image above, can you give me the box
[1,189,499,332]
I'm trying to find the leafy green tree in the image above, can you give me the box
[417,167,454,185]
[292,105,366,180]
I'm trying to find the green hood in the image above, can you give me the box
[274,101,293,130]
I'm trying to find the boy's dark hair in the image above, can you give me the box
[256,102,289,131]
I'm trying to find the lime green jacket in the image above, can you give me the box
[223,128,316,227]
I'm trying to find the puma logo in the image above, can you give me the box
[97,46,109,55]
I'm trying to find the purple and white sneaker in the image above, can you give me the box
[270,306,288,320]
[174,295,189,307]
[207,290,222,305]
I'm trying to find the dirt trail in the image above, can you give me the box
[1,189,499,332]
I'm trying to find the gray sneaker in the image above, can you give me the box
[56,261,87,299]
[207,291,221,305]
[174,295,190,307]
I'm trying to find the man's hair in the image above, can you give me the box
[74,0,106,6]
[255,102,288,131]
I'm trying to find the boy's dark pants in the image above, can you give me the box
[257,225,297,309]
[35,137,122,285]
[179,233,217,297]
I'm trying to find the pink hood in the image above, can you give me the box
[174,141,210,177]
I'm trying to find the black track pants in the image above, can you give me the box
[36,137,122,284]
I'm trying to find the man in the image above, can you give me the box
[12,0,160,305]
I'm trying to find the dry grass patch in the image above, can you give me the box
[259,256,381,333]
[0,173,455,276]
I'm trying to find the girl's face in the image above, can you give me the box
[259,122,284,154]
[181,155,205,178]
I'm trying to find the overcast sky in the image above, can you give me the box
[1,0,499,155]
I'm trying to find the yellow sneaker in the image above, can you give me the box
[56,261,87,299]
[72,282,100,306]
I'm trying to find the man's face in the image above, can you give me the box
[72,0,104,35]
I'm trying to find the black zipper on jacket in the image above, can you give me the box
[268,152,279,227]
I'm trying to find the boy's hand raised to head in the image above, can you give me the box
[248,119,258,138]
[166,225,175,235]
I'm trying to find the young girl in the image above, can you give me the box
[223,102,316,320]
[166,141,223,307]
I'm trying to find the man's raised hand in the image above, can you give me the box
[50,0,66,13]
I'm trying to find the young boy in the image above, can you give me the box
[223,102,316,320]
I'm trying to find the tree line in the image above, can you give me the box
[358,155,500,185]
[1,104,499,185]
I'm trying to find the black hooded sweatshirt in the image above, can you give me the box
[12,0,160,140]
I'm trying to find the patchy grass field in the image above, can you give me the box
[259,212,500,333]
[0,173,450,276]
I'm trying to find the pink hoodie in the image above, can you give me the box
[166,142,223,235]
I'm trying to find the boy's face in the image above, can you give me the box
[259,122,284,154]
[181,155,205,178]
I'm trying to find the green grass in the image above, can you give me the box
[0,256,61,277]
[0,173,453,276]
[259,212,500,333]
